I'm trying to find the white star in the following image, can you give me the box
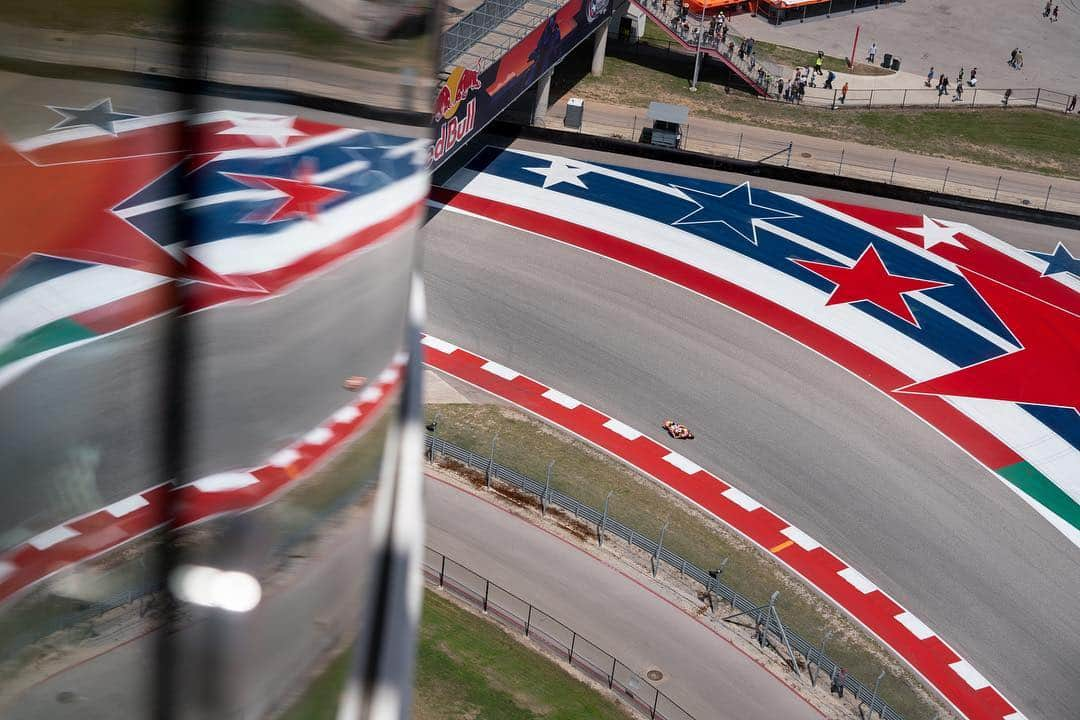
[524,159,591,189]
[217,115,306,147]
[899,215,967,250]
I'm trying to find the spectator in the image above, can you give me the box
[867,42,877,63]
[1043,1,1052,17]
[1016,50,1024,69]
[1009,48,1018,67]
[824,69,836,89]
[830,666,848,698]
[1052,5,1059,22]
[1003,88,1012,106]
[776,77,784,98]
[840,81,849,104]
[926,66,935,87]
[958,66,965,84]
[969,67,978,86]
[954,80,964,101]
[1067,94,1078,113]
[814,53,824,75]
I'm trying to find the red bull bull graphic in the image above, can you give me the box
[430,0,612,168]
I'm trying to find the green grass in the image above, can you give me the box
[564,47,1080,179]
[277,589,636,720]
[413,590,634,720]
[426,403,949,720]
[751,40,891,76]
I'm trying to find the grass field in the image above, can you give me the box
[425,402,948,720]
[558,41,1080,179]
[279,590,634,720]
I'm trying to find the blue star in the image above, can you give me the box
[669,182,799,245]
[1030,242,1079,277]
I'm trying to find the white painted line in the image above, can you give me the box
[104,495,150,518]
[949,660,990,690]
[420,336,459,354]
[480,361,519,380]
[28,526,80,551]
[269,449,302,468]
[333,406,361,423]
[780,526,821,551]
[542,389,581,409]
[837,567,879,594]
[377,368,400,384]
[894,611,936,640]
[662,452,702,475]
[603,418,642,440]
[722,487,761,512]
[0,561,15,583]
[1003,712,1029,720]
[193,473,259,493]
[392,351,409,365]
[359,386,383,403]
[304,427,334,445]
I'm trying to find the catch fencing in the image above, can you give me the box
[423,546,696,720]
[426,431,903,719]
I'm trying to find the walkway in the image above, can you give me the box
[540,95,1080,214]
[425,471,829,720]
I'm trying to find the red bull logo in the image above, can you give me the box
[433,65,485,121]
[431,97,477,164]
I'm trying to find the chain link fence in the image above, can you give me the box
[426,431,902,720]
[423,547,696,720]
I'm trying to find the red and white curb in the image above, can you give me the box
[0,354,407,605]
[420,333,1025,720]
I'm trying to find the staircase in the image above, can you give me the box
[627,0,779,97]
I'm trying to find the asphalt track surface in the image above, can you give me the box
[3,70,1077,717]
[423,138,1080,720]
[426,474,822,720]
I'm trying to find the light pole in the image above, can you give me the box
[689,3,706,91]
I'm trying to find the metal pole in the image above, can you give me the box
[599,491,613,546]
[942,166,950,192]
[439,555,446,587]
[653,520,669,576]
[651,688,660,719]
[868,670,885,718]
[837,148,845,175]
[901,88,906,108]
[868,88,873,108]
[768,591,800,678]
[427,412,441,461]
[690,3,705,91]
[831,89,838,109]
[1044,185,1052,210]
[849,24,860,69]
[786,142,793,167]
[485,433,499,487]
[889,157,896,184]
[483,579,490,612]
[542,459,554,516]
[569,631,577,663]
[736,132,743,159]
[525,604,533,636]
[994,175,1002,200]
[1035,87,1041,108]
[810,630,831,685]
[609,656,617,688]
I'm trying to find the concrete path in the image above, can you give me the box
[541,95,1080,214]
[425,473,826,720]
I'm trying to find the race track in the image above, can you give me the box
[422,139,1079,720]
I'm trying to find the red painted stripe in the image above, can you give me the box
[429,186,1021,470]
[422,339,1022,720]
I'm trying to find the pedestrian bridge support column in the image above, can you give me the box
[533,69,553,124]
[591,18,610,76]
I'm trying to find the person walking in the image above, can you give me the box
[1016,50,1024,69]
[840,81,849,104]
[1003,88,1012,106]
[1009,48,1018,67]
[954,80,964,102]
[926,66,935,87]
[1066,94,1077,113]
[867,42,877,63]
[815,51,824,75]
[969,67,978,86]
[825,69,836,89]
[1043,1,1052,17]
[958,66,965,84]
[1052,5,1059,22]
[776,77,784,98]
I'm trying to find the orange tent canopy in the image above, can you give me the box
[683,0,742,16]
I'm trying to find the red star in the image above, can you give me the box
[898,268,1080,411]
[794,245,948,325]
[223,163,345,223]
[0,138,187,281]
